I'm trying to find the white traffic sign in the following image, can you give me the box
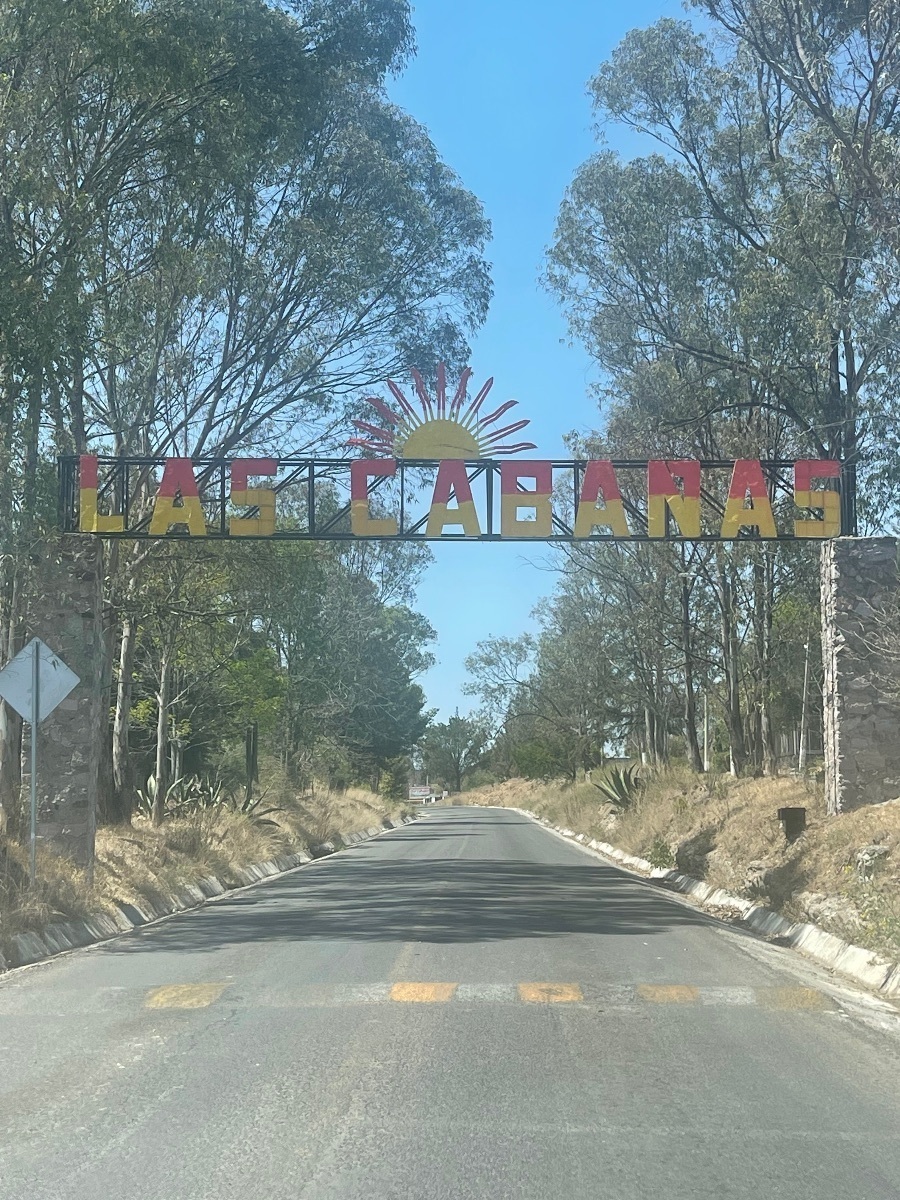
[408,785,433,799]
[0,638,80,885]
[0,638,79,724]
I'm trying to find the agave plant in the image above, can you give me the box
[135,773,232,820]
[230,789,285,829]
[183,775,231,812]
[593,765,644,810]
[135,774,188,820]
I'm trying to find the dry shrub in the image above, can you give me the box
[2,775,396,951]
[0,836,98,944]
[470,775,619,839]
[93,809,288,910]
[290,783,396,845]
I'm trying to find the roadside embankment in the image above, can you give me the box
[467,772,900,966]
[0,783,411,971]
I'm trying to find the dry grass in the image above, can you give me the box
[0,777,406,957]
[469,768,900,961]
[0,838,99,940]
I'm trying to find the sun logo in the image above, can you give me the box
[349,364,536,459]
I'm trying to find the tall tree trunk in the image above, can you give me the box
[719,559,746,776]
[758,549,778,776]
[0,367,35,830]
[653,657,669,766]
[643,705,654,766]
[152,631,175,827]
[681,578,704,772]
[0,566,23,828]
[112,613,138,823]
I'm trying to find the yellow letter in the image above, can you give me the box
[350,460,399,536]
[794,460,841,538]
[230,458,279,536]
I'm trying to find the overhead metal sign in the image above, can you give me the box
[58,367,847,542]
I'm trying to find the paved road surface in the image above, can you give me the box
[2,806,900,1199]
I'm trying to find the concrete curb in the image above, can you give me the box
[507,806,900,1002]
[0,814,417,974]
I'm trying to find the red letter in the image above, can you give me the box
[574,460,630,537]
[647,461,701,537]
[720,460,777,538]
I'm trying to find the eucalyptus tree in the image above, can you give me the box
[535,6,900,777]
[421,713,489,794]
[223,535,434,790]
[548,15,900,529]
[0,0,492,825]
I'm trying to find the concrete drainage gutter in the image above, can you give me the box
[0,815,417,975]
[508,806,900,1002]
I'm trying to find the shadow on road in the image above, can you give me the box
[101,814,713,953]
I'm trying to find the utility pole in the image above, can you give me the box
[703,692,709,773]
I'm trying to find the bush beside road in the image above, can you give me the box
[0,781,408,962]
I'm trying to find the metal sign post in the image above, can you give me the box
[0,638,79,885]
[30,637,39,884]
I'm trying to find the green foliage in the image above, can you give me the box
[229,790,286,830]
[647,835,675,870]
[380,757,411,801]
[0,0,491,828]
[421,712,488,793]
[512,741,570,782]
[461,767,497,792]
[459,0,900,783]
[134,768,286,830]
[135,773,230,821]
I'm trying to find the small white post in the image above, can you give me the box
[29,637,39,886]
[703,692,709,773]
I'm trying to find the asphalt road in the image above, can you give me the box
[2,806,900,1200]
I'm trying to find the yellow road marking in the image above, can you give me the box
[390,982,458,1003]
[145,983,227,1009]
[636,984,700,1004]
[518,982,583,1004]
[755,987,830,1011]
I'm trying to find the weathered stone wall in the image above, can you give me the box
[821,537,900,814]
[28,539,104,867]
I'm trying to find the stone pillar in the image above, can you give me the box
[821,537,900,814]
[29,538,104,868]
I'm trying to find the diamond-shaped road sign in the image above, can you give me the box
[0,638,80,724]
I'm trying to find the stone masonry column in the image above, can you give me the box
[28,538,105,868]
[821,537,900,814]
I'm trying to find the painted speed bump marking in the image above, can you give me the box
[336,984,391,1004]
[390,982,458,1003]
[134,980,833,1011]
[636,984,700,1004]
[145,983,227,1009]
[700,986,756,1006]
[456,984,518,1003]
[518,982,583,1004]
[755,987,831,1011]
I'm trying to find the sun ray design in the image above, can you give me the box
[349,365,536,459]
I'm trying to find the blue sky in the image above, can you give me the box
[388,0,686,719]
